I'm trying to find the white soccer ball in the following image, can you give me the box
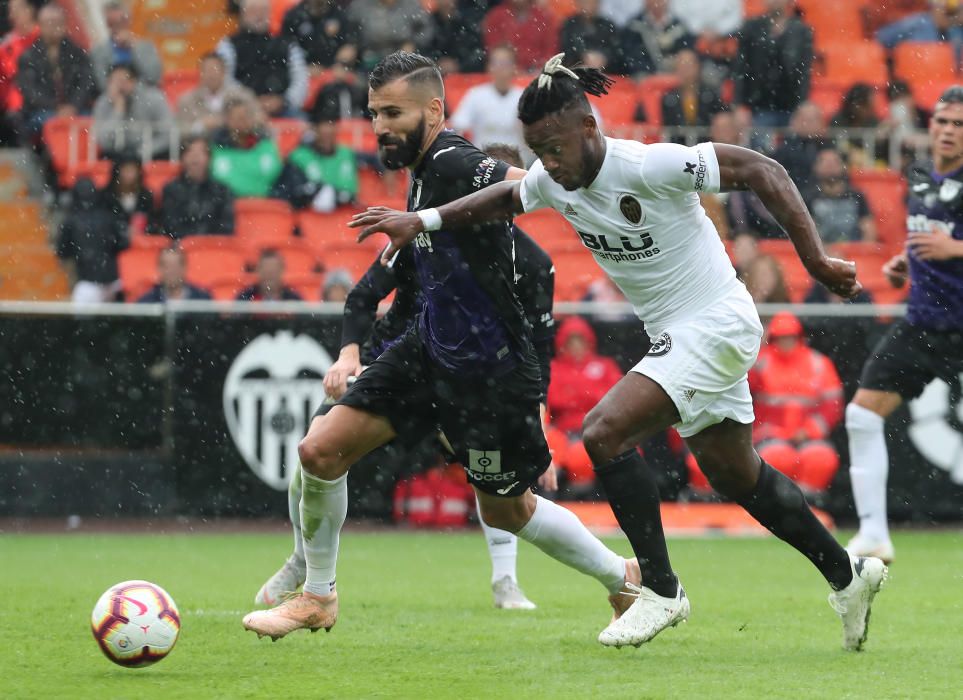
[90,580,181,667]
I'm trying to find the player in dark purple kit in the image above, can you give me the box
[845,86,963,564]
[243,52,640,641]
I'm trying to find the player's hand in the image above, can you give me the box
[810,256,862,298]
[537,464,558,491]
[350,207,424,264]
[882,252,909,288]
[323,346,362,400]
[908,231,961,261]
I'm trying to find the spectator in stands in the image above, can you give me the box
[271,110,358,212]
[750,311,844,494]
[600,0,642,28]
[877,0,963,51]
[771,102,830,195]
[307,58,367,122]
[16,3,96,137]
[864,0,930,36]
[483,0,558,72]
[281,0,358,73]
[100,157,154,231]
[742,254,790,304]
[93,64,174,161]
[560,0,620,70]
[831,83,886,167]
[322,268,353,302]
[237,248,303,301]
[0,0,37,139]
[731,231,759,277]
[886,80,931,172]
[546,316,623,486]
[155,136,235,239]
[660,49,725,129]
[57,178,128,304]
[620,0,692,76]
[805,149,878,244]
[348,0,434,71]
[216,0,308,118]
[734,0,813,128]
[425,0,485,75]
[671,0,742,85]
[137,245,213,302]
[177,52,258,136]
[90,1,162,91]
[450,47,529,164]
[210,97,283,197]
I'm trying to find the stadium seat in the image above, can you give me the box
[265,244,321,276]
[443,73,489,114]
[337,118,377,152]
[271,119,309,157]
[588,80,641,127]
[304,69,336,109]
[358,168,407,210]
[42,116,97,180]
[161,69,200,108]
[118,248,161,296]
[909,78,959,111]
[756,241,812,303]
[144,161,181,199]
[636,75,679,127]
[270,0,299,34]
[234,198,295,248]
[549,248,603,301]
[185,247,246,286]
[819,42,888,87]
[850,170,908,245]
[298,208,384,250]
[808,77,889,121]
[893,42,957,86]
[63,159,112,189]
[179,234,238,252]
[319,245,378,280]
[798,1,865,48]
[129,230,171,250]
[515,208,577,251]
[212,282,242,300]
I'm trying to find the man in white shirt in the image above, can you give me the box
[450,46,531,164]
[353,54,888,654]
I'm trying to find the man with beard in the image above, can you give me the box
[242,52,640,641]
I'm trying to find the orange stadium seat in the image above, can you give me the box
[129,230,170,250]
[850,170,908,245]
[910,79,958,111]
[212,282,242,300]
[118,248,161,296]
[298,208,383,249]
[304,69,336,109]
[797,1,865,48]
[234,198,295,248]
[63,159,112,189]
[144,161,181,200]
[893,42,957,86]
[270,0,299,34]
[337,118,377,153]
[808,77,889,121]
[272,244,322,276]
[757,241,813,302]
[549,248,603,301]
[179,234,238,252]
[185,247,246,286]
[819,42,888,87]
[271,119,309,157]
[43,116,96,180]
[515,208,577,251]
[444,73,489,114]
[320,245,379,280]
[589,80,640,127]
[636,75,679,127]
[161,69,200,108]
[358,168,407,209]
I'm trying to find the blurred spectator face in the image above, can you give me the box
[241,0,271,33]
[790,103,825,138]
[226,101,256,138]
[323,283,350,301]
[929,99,963,162]
[648,0,668,17]
[117,161,142,191]
[732,232,759,270]
[108,66,137,97]
[772,332,801,354]
[709,111,739,145]
[314,120,338,152]
[765,0,791,13]
[674,50,700,87]
[158,249,187,290]
[38,5,66,45]
[104,3,130,39]
[744,255,786,303]
[582,50,606,70]
[563,332,591,361]
[200,55,227,92]
[813,149,847,195]
[9,0,36,33]
[488,47,516,93]
[181,140,211,181]
[257,253,285,291]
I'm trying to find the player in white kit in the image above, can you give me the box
[352,55,888,652]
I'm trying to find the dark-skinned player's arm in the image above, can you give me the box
[713,143,862,298]
[350,169,527,264]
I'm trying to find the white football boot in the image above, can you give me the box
[254,555,306,607]
[828,555,888,651]
[492,576,537,610]
[598,580,689,648]
[845,533,895,565]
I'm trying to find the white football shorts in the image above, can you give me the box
[631,288,764,438]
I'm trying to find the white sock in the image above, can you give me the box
[477,496,518,583]
[846,403,891,543]
[289,465,305,564]
[516,495,625,594]
[300,467,347,597]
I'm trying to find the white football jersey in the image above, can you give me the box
[520,138,745,334]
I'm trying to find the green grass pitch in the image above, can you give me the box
[2,530,960,699]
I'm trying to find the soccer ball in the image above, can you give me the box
[90,580,181,667]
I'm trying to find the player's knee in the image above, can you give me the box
[699,455,758,499]
[479,498,533,533]
[582,408,624,464]
[297,436,345,481]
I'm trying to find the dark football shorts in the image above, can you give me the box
[859,320,963,400]
[332,328,550,497]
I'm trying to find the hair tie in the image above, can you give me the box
[537,53,578,90]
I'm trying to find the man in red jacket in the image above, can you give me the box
[0,0,39,141]
[483,0,559,72]
[547,316,623,485]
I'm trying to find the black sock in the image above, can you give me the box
[737,461,853,590]
[594,450,677,597]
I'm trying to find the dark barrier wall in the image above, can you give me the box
[1,306,961,523]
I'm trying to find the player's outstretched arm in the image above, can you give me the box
[351,180,524,263]
[714,143,862,298]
